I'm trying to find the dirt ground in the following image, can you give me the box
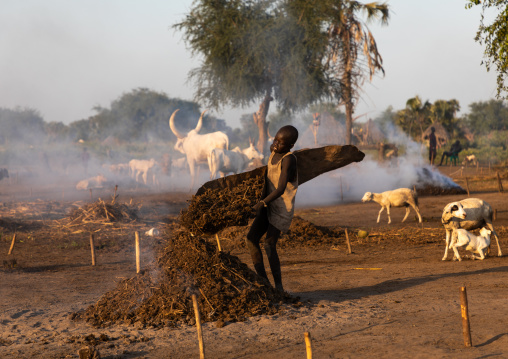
[1,169,508,358]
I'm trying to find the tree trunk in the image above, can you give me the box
[253,92,273,154]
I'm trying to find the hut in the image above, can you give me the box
[422,123,449,148]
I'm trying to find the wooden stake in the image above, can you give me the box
[304,332,313,359]
[89,188,93,201]
[345,228,352,254]
[496,172,504,193]
[215,234,222,252]
[90,234,96,266]
[460,286,472,347]
[494,209,497,221]
[192,294,205,359]
[7,234,16,255]
[340,176,343,202]
[465,177,470,197]
[112,185,118,204]
[135,231,140,273]
[476,162,479,173]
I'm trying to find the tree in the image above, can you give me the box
[465,99,508,135]
[174,0,330,153]
[467,1,508,98]
[324,1,390,144]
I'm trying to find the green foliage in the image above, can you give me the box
[465,99,508,135]
[174,0,329,112]
[467,0,508,98]
[0,107,46,145]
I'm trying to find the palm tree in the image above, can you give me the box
[406,96,431,141]
[324,1,390,145]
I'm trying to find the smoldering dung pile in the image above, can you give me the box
[414,166,467,196]
[73,226,296,328]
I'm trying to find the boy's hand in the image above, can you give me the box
[252,201,264,216]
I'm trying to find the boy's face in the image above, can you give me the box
[271,132,293,153]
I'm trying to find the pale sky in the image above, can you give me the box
[0,0,498,128]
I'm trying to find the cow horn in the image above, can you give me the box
[169,109,184,139]
[194,110,207,133]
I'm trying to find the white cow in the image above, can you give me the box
[129,158,158,185]
[462,154,478,166]
[169,109,229,189]
[208,142,264,179]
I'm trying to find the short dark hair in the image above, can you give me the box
[279,125,299,145]
[431,127,435,132]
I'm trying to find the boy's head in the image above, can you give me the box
[272,125,298,153]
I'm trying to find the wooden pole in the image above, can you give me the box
[340,176,343,202]
[465,177,470,197]
[135,231,140,273]
[476,162,479,173]
[89,188,93,201]
[215,234,222,252]
[345,228,352,254]
[493,209,497,221]
[90,234,96,266]
[304,332,313,359]
[496,172,504,193]
[112,185,118,204]
[7,234,16,255]
[460,286,472,347]
[192,294,205,359]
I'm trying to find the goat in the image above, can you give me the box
[76,174,109,190]
[462,154,477,166]
[441,198,501,260]
[450,227,492,261]
[361,188,422,224]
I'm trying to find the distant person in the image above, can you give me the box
[427,127,437,165]
[439,140,462,166]
[81,147,90,175]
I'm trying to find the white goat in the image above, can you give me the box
[441,198,501,260]
[462,154,477,166]
[361,188,422,224]
[450,227,492,261]
[76,174,109,190]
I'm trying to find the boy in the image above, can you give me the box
[247,125,299,291]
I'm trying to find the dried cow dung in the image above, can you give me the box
[72,226,296,328]
[179,175,264,235]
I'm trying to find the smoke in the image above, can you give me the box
[295,118,463,208]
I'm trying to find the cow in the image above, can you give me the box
[462,154,478,166]
[169,109,229,189]
[129,158,158,186]
[208,142,264,179]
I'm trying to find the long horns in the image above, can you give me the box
[169,109,208,139]
[194,110,207,133]
[169,109,184,139]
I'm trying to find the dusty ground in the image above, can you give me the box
[1,168,508,358]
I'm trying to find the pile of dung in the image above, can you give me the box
[179,176,264,235]
[217,216,344,251]
[72,226,297,328]
[68,199,138,223]
[415,185,467,196]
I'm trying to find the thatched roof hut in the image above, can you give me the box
[422,123,449,148]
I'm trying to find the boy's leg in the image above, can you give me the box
[246,208,269,280]
[265,224,283,291]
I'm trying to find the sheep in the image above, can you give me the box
[361,188,422,224]
[76,174,109,190]
[450,227,492,261]
[441,198,501,260]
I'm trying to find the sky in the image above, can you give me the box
[0,0,499,129]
